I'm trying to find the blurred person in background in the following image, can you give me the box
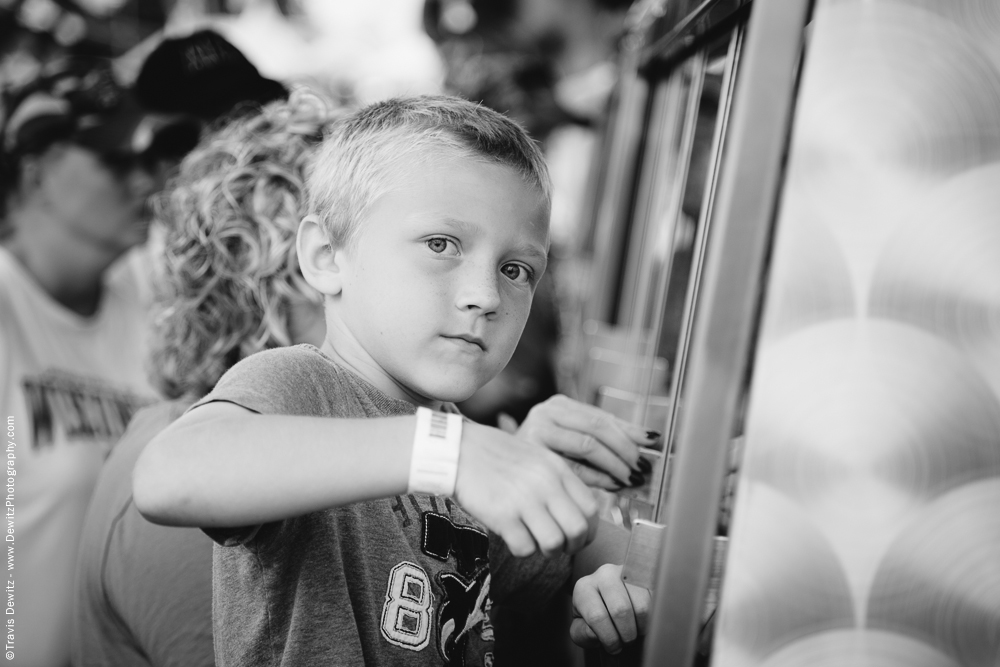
[0,28,285,665]
[131,28,289,124]
[0,56,193,667]
[72,89,333,667]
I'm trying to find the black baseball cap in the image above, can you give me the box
[1,57,200,161]
[134,29,288,121]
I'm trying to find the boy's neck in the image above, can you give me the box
[318,336,446,411]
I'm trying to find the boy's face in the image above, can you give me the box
[328,154,549,405]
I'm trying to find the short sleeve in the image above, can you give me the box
[189,346,342,548]
[190,345,333,418]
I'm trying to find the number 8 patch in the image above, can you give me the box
[381,562,433,650]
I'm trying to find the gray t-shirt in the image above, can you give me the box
[196,345,568,667]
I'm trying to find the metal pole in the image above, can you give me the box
[642,0,813,664]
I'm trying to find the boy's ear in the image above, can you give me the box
[297,214,345,296]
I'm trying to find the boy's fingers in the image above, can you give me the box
[522,507,569,557]
[569,618,601,649]
[598,574,639,644]
[561,474,599,547]
[496,412,519,434]
[573,583,623,654]
[546,494,592,554]
[561,469,598,518]
[625,583,652,636]
[499,521,537,558]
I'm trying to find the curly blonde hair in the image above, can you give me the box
[149,89,339,400]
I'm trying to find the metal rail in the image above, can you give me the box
[641,0,814,664]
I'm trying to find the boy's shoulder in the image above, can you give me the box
[225,343,330,377]
[221,344,336,390]
[204,345,415,419]
[199,345,344,417]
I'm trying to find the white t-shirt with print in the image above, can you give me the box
[0,245,157,667]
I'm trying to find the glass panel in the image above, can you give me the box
[639,31,740,514]
[590,30,742,534]
[559,66,649,404]
[651,35,733,402]
[585,55,697,422]
[618,61,697,342]
[587,68,650,325]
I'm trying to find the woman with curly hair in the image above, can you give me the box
[71,89,338,667]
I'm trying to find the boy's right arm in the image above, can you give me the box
[133,401,598,557]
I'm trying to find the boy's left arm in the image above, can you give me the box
[504,397,656,654]
[571,564,651,655]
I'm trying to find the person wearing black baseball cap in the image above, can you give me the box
[133,29,288,122]
[0,56,203,267]
[0,55,179,667]
[0,35,289,664]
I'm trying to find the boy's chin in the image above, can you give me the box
[413,373,490,405]
[421,384,481,405]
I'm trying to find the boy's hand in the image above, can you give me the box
[570,564,651,654]
[455,420,599,558]
[514,395,659,490]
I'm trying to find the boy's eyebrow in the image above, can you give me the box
[435,216,478,234]
[420,215,550,264]
[510,243,549,266]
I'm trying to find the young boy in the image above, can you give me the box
[135,95,655,665]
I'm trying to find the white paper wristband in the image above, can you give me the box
[408,407,462,496]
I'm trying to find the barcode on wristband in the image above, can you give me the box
[409,408,462,497]
[429,412,448,439]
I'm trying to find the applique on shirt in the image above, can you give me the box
[379,509,495,665]
[422,511,489,577]
[437,567,492,665]
[424,510,492,666]
[381,561,434,650]
[21,370,151,448]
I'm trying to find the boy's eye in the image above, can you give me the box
[426,237,458,255]
[501,263,533,285]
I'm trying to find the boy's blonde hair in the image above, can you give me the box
[306,95,552,248]
[149,89,339,400]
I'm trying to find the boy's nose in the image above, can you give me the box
[456,267,502,315]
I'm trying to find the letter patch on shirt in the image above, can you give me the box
[381,512,494,664]
[381,561,433,650]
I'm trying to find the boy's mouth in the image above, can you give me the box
[442,334,487,351]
